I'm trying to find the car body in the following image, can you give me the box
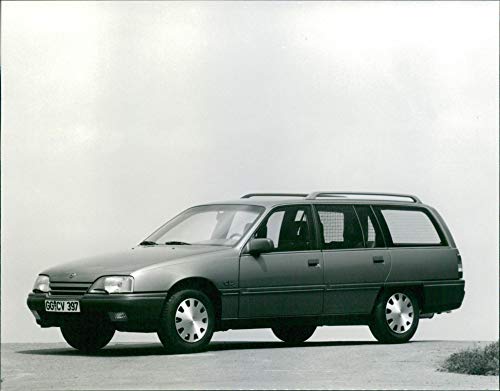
[27,191,465,353]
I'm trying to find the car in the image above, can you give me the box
[27,191,465,353]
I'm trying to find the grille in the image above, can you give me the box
[49,282,91,296]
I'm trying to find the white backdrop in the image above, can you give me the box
[2,1,498,343]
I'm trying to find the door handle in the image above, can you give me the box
[308,259,320,267]
[372,255,385,263]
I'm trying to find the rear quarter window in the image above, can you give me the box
[378,208,445,246]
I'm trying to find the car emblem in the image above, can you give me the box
[69,273,76,279]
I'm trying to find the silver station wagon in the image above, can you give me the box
[27,191,465,353]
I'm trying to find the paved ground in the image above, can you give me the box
[1,340,498,390]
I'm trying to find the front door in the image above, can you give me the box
[239,205,323,318]
[315,204,391,315]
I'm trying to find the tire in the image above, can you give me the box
[272,325,316,344]
[158,289,215,354]
[61,316,115,353]
[369,290,420,344]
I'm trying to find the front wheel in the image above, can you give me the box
[272,325,316,344]
[158,289,215,354]
[61,316,115,353]
[369,291,420,344]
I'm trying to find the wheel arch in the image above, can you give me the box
[373,284,425,313]
[165,277,222,322]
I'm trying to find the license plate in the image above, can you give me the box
[45,300,80,313]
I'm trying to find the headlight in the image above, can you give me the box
[33,275,50,293]
[89,276,134,294]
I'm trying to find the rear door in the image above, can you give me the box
[316,204,391,315]
[239,205,324,318]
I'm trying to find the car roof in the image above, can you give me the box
[197,192,427,209]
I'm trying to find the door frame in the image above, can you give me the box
[237,203,324,318]
[310,203,391,315]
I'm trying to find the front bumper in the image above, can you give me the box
[27,292,167,332]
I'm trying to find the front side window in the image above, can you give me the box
[316,205,364,249]
[254,206,314,252]
[377,208,443,246]
[146,204,265,246]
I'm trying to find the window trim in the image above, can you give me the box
[372,205,448,247]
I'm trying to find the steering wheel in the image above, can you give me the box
[228,233,243,241]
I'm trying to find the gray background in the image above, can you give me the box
[2,1,498,344]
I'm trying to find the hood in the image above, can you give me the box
[42,245,227,283]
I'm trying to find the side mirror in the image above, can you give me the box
[247,238,274,256]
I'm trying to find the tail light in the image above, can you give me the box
[457,253,463,278]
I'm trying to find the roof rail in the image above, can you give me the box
[241,193,308,199]
[305,191,421,203]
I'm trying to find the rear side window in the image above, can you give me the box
[378,208,443,246]
[354,205,385,248]
[315,205,364,249]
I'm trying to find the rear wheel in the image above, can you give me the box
[272,325,316,344]
[369,291,420,344]
[158,289,215,354]
[61,316,115,353]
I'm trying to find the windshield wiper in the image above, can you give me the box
[139,240,157,246]
[165,241,191,246]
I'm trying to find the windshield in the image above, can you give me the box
[144,204,265,247]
